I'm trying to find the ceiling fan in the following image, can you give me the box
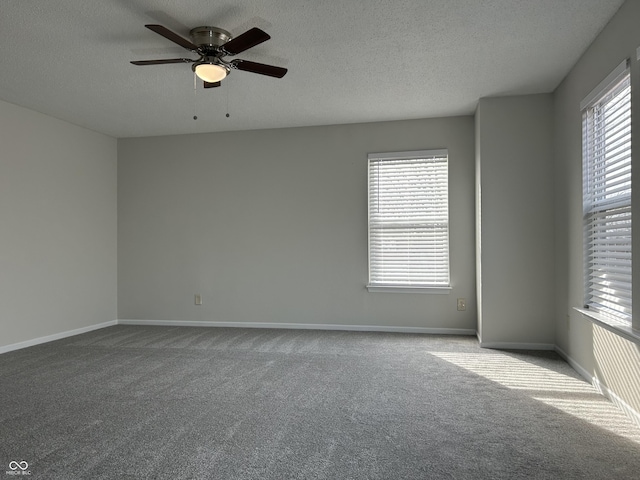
[131,24,288,88]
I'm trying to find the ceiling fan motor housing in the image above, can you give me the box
[190,27,232,49]
[190,27,232,78]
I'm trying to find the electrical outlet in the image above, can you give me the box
[457,298,466,311]
[195,294,202,305]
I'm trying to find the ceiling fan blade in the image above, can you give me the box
[233,60,287,78]
[221,27,270,55]
[145,24,198,51]
[130,58,193,66]
[204,81,221,88]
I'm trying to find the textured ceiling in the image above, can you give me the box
[0,0,625,138]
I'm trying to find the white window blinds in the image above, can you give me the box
[582,61,631,322]
[368,150,450,290]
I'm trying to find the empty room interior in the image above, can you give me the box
[2,0,640,478]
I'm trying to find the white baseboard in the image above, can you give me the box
[555,345,640,429]
[593,378,640,429]
[554,345,592,382]
[0,320,118,355]
[479,341,556,350]
[117,319,477,336]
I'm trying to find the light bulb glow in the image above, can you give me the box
[195,64,227,83]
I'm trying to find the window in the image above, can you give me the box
[581,60,631,323]
[367,150,450,292]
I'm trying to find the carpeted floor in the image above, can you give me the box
[1,325,639,479]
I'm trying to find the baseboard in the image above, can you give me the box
[554,345,593,382]
[117,319,477,336]
[555,345,640,429]
[592,378,640,429]
[479,341,556,350]
[0,320,118,355]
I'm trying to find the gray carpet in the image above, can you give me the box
[1,326,639,479]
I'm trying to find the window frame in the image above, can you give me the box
[580,59,632,325]
[366,149,452,294]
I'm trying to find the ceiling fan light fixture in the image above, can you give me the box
[195,63,227,83]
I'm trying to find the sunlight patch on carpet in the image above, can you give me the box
[430,351,640,443]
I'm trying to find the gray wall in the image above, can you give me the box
[554,0,640,414]
[117,117,476,330]
[0,99,117,349]
[475,95,555,346]
[474,105,484,341]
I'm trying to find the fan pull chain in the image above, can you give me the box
[226,80,230,118]
[193,72,198,120]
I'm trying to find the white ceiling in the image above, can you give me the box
[0,0,624,138]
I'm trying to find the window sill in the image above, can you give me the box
[366,285,452,294]
[573,307,640,345]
